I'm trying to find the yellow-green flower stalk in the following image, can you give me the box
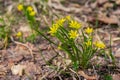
[68,30,79,39]
[58,43,62,50]
[85,27,93,34]
[69,20,82,29]
[85,40,92,46]
[17,4,23,11]
[94,41,106,49]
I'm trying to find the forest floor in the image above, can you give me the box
[0,0,120,80]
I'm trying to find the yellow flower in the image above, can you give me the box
[27,6,33,12]
[56,18,66,27]
[17,4,23,11]
[69,20,82,29]
[68,30,78,39]
[16,32,22,37]
[49,24,59,36]
[85,27,93,34]
[65,15,71,20]
[29,11,36,16]
[94,41,106,49]
[85,40,92,46]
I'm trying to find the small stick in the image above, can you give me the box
[10,36,33,58]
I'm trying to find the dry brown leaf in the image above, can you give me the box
[90,2,97,9]
[23,62,41,75]
[78,70,96,80]
[116,0,120,5]
[115,48,120,58]
[0,72,6,77]
[0,65,7,76]
[69,0,87,4]
[11,64,26,76]
[112,74,120,80]
[91,56,107,66]
[65,59,72,66]
[98,15,119,24]
[0,41,4,49]
[50,2,82,13]
[113,38,120,41]
[8,55,23,63]
[97,0,108,4]
[103,2,113,9]
[18,25,32,38]
[112,10,120,15]
[88,14,119,24]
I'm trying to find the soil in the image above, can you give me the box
[0,0,120,80]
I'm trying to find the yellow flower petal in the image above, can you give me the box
[65,15,71,20]
[94,41,106,49]
[16,32,22,37]
[85,27,93,34]
[69,20,82,29]
[49,24,59,36]
[27,6,33,12]
[68,30,78,39]
[29,11,36,16]
[56,18,66,27]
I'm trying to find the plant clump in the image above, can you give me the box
[48,16,109,70]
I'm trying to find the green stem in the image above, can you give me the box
[34,28,56,45]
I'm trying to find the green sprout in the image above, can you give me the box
[0,17,11,49]
[17,4,38,42]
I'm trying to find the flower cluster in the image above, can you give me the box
[17,4,36,16]
[84,27,105,49]
[49,16,107,69]
[49,16,81,39]
[49,24,59,36]
[56,18,66,27]
[27,6,36,16]
[49,16,106,49]
[69,20,82,29]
